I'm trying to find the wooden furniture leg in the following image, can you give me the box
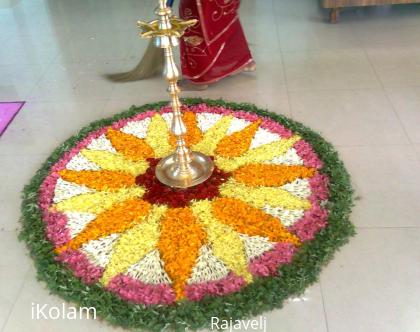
[330,7,340,23]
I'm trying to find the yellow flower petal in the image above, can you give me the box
[192,115,233,155]
[81,149,149,176]
[100,205,167,285]
[215,135,301,172]
[219,178,311,211]
[53,187,145,214]
[145,114,172,157]
[191,200,252,282]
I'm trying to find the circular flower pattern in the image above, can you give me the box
[21,100,354,331]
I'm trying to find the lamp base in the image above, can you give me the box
[155,152,214,188]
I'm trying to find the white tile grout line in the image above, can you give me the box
[362,48,414,145]
[22,53,61,101]
[319,281,331,332]
[272,0,293,120]
[0,267,31,332]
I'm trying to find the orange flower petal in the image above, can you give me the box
[233,164,315,187]
[106,128,154,161]
[215,120,261,157]
[212,198,300,246]
[169,111,203,147]
[56,199,151,253]
[157,207,207,300]
[59,170,136,191]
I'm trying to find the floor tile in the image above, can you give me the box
[414,144,420,162]
[0,99,107,156]
[338,145,420,228]
[366,47,420,88]
[57,30,136,64]
[263,283,328,332]
[196,283,327,332]
[103,76,167,116]
[38,99,108,142]
[0,102,60,155]
[277,22,361,52]
[321,228,420,332]
[353,23,420,48]
[386,87,420,143]
[0,33,62,65]
[0,230,30,329]
[283,49,381,91]
[0,154,48,231]
[0,63,49,100]
[2,268,127,332]
[27,62,120,102]
[289,89,409,146]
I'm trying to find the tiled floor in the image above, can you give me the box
[1,0,420,331]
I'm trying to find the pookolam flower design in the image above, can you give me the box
[21,100,354,331]
[38,104,329,304]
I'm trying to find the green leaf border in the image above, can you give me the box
[19,98,355,331]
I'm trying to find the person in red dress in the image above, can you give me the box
[179,0,255,89]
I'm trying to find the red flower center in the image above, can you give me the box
[135,158,231,208]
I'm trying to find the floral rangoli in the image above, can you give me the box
[21,99,354,331]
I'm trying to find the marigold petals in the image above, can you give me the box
[53,186,145,214]
[100,205,167,285]
[212,198,300,246]
[219,178,311,211]
[81,149,149,176]
[56,199,151,254]
[215,120,261,157]
[215,135,301,172]
[192,115,233,155]
[59,170,135,191]
[169,111,203,147]
[145,114,172,157]
[106,128,154,161]
[233,164,315,187]
[158,208,207,300]
[191,201,252,282]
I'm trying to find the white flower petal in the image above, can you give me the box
[81,234,120,268]
[269,148,303,165]
[66,153,101,171]
[87,134,116,153]
[226,117,250,135]
[196,113,224,133]
[239,234,275,261]
[263,206,305,227]
[53,178,92,203]
[250,128,281,149]
[161,112,173,128]
[127,249,171,284]
[187,245,229,284]
[120,118,151,139]
[64,212,96,238]
[281,178,311,199]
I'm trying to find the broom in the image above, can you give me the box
[106,0,175,82]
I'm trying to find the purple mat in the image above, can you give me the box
[0,102,25,136]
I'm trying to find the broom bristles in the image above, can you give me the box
[105,41,164,82]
